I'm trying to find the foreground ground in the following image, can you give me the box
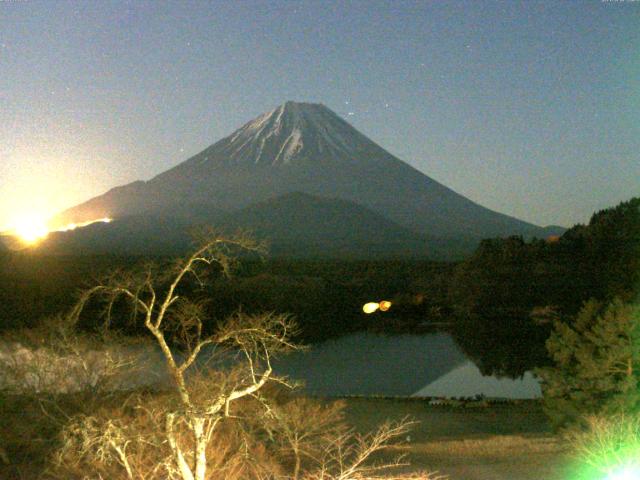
[2,395,572,479]
[341,398,571,480]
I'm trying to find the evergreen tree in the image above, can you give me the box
[536,298,640,430]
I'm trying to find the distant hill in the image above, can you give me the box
[218,191,432,259]
[39,192,476,259]
[49,101,562,258]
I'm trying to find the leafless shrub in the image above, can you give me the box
[51,392,439,480]
[304,418,441,480]
[257,396,348,480]
[0,319,149,395]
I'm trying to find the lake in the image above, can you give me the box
[274,332,541,399]
[0,332,542,399]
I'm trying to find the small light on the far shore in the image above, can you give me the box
[379,300,392,312]
[363,302,380,314]
[363,300,392,314]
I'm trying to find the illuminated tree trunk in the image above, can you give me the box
[166,413,195,480]
[193,416,207,480]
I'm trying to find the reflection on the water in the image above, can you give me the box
[274,332,541,398]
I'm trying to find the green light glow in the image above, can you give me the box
[568,415,640,480]
[606,465,640,480]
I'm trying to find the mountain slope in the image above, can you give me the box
[219,191,432,258]
[39,203,225,255]
[40,215,197,255]
[40,192,448,258]
[53,101,557,241]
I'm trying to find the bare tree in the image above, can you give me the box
[28,231,443,480]
[58,232,299,480]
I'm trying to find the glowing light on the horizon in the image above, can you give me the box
[13,214,49,244]
[5,216,113,247]
[56,217,112,232]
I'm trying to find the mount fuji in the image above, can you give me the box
[48,101,561,257]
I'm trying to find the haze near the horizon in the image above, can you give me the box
[1,0,638,231]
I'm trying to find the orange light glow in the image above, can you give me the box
[57,217,112,232]
[12,214,49,244]
[379,300,392,312]
[5,215,113,247]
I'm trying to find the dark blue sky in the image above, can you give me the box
[1,0,638,230]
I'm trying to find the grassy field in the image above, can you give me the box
[340,398,572,480]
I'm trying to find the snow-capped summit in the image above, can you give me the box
[222,101,359,165]
[53,101,559,243]
[168,101,378,170]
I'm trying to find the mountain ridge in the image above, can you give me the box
[52,101,561,247]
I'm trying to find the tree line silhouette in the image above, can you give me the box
[1,197,637,378]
